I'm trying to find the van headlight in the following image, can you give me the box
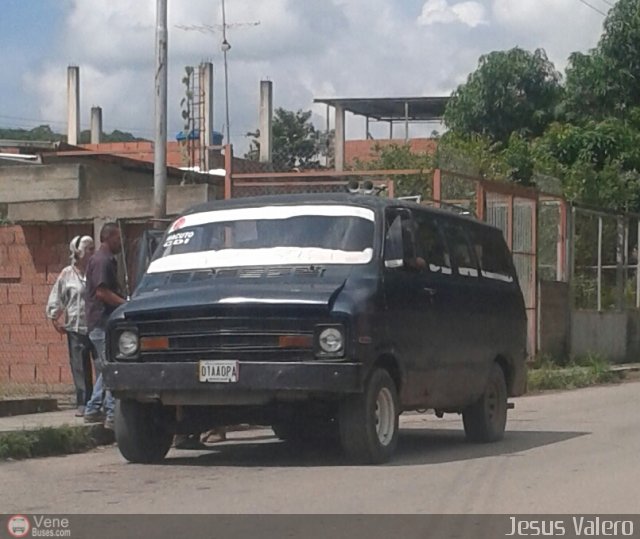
[118,330,139,357]
[316,326,345,357]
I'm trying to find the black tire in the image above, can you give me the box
[462,363,508,443]
[115,400,174,463]
[272,421,305,442]
[339,368,399,464]
[272,416,339,445]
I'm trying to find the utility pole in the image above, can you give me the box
[154,0,168,220]
[221,0,231,147]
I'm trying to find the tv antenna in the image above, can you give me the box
[176,0,260,147]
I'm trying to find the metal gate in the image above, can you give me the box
[481,185,538,355]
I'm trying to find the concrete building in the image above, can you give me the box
[0,141,221,393]
[314,96,448,170]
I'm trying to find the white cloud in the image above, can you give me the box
[491,0,604,67]
[418,0,488,27]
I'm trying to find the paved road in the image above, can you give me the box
[2,381,639,514]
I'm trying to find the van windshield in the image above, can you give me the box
[147,204,376,274]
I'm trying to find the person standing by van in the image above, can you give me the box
[46,235,96,417]
[83,223,126,430]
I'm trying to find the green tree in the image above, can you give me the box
[352,142,434,198]
[565,0,640,121]
[532,116,640,210]
[436,132,503,179]
[245,108,326,170]
[444,47,563,143]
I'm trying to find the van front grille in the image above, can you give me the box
[131,313,318,362]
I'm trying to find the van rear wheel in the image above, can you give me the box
[339,368,399,464]
[462,363,507,443]
[115,400,173,463]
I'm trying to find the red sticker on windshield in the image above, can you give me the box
[170,217,186,232]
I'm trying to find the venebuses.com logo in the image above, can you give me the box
[7,515,30,538]
[5,515,71,538]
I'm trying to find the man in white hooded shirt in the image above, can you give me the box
[46,235,96,416]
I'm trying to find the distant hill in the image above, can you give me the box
[0,125,148,143]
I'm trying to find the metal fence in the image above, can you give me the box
[570,207,640,311]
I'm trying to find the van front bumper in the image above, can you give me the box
[103,361,363,404]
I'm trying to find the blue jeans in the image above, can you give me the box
[66,332,94,407]
[84,328,115,420]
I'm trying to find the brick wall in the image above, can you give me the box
[0,223,92,392]
[81,141,186,168]
[345,138,438,166]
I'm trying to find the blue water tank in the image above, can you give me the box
[212,131,224,145]
[175,129,199,141]
[175,130,224,145]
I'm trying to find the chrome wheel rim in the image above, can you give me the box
[375,387,395,446]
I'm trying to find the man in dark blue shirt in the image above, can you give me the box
[83,223,126,429]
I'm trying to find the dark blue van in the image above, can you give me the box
[104,194,527,464]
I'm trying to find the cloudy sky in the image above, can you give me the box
[0,0,608,151]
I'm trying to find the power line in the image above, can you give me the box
[577,0,607,16]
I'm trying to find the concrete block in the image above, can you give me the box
[9,325,36,345]
[571,310,628,362]
[0,227,15,245]
[0,164,80,203]
[8,284,34,305]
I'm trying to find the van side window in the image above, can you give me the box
[469,227,515,283]
[414,213,452,275]
[443,224,478,277]
[384,209,415,268]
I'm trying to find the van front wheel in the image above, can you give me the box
[462,363,507,443]
[115,400,173,463]
[339,369,399,464]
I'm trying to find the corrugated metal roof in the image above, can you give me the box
[313,96,449,121]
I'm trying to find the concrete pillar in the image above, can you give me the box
[259,80,273,163]
[200,62,214,170]
[334,104,345,172]
[404,101,410,141]
[616,216,625,310]
[67,66,80,146]
[90,107,102,144]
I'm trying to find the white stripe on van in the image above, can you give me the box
[458,267,479,277]
[147,247,374,274]
[218,297,326,305]
[169,205,375,232]
[481,270,514,283]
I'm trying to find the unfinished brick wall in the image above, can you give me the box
[0,223,92,394]
[345,138,438,166]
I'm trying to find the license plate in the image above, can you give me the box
[198,360,239,383]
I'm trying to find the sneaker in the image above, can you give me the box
[75,406,85,418]
[103,417,115,430]
[84,412,104,424]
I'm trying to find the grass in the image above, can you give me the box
[0,425,97,460]
[527,353,624,391]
